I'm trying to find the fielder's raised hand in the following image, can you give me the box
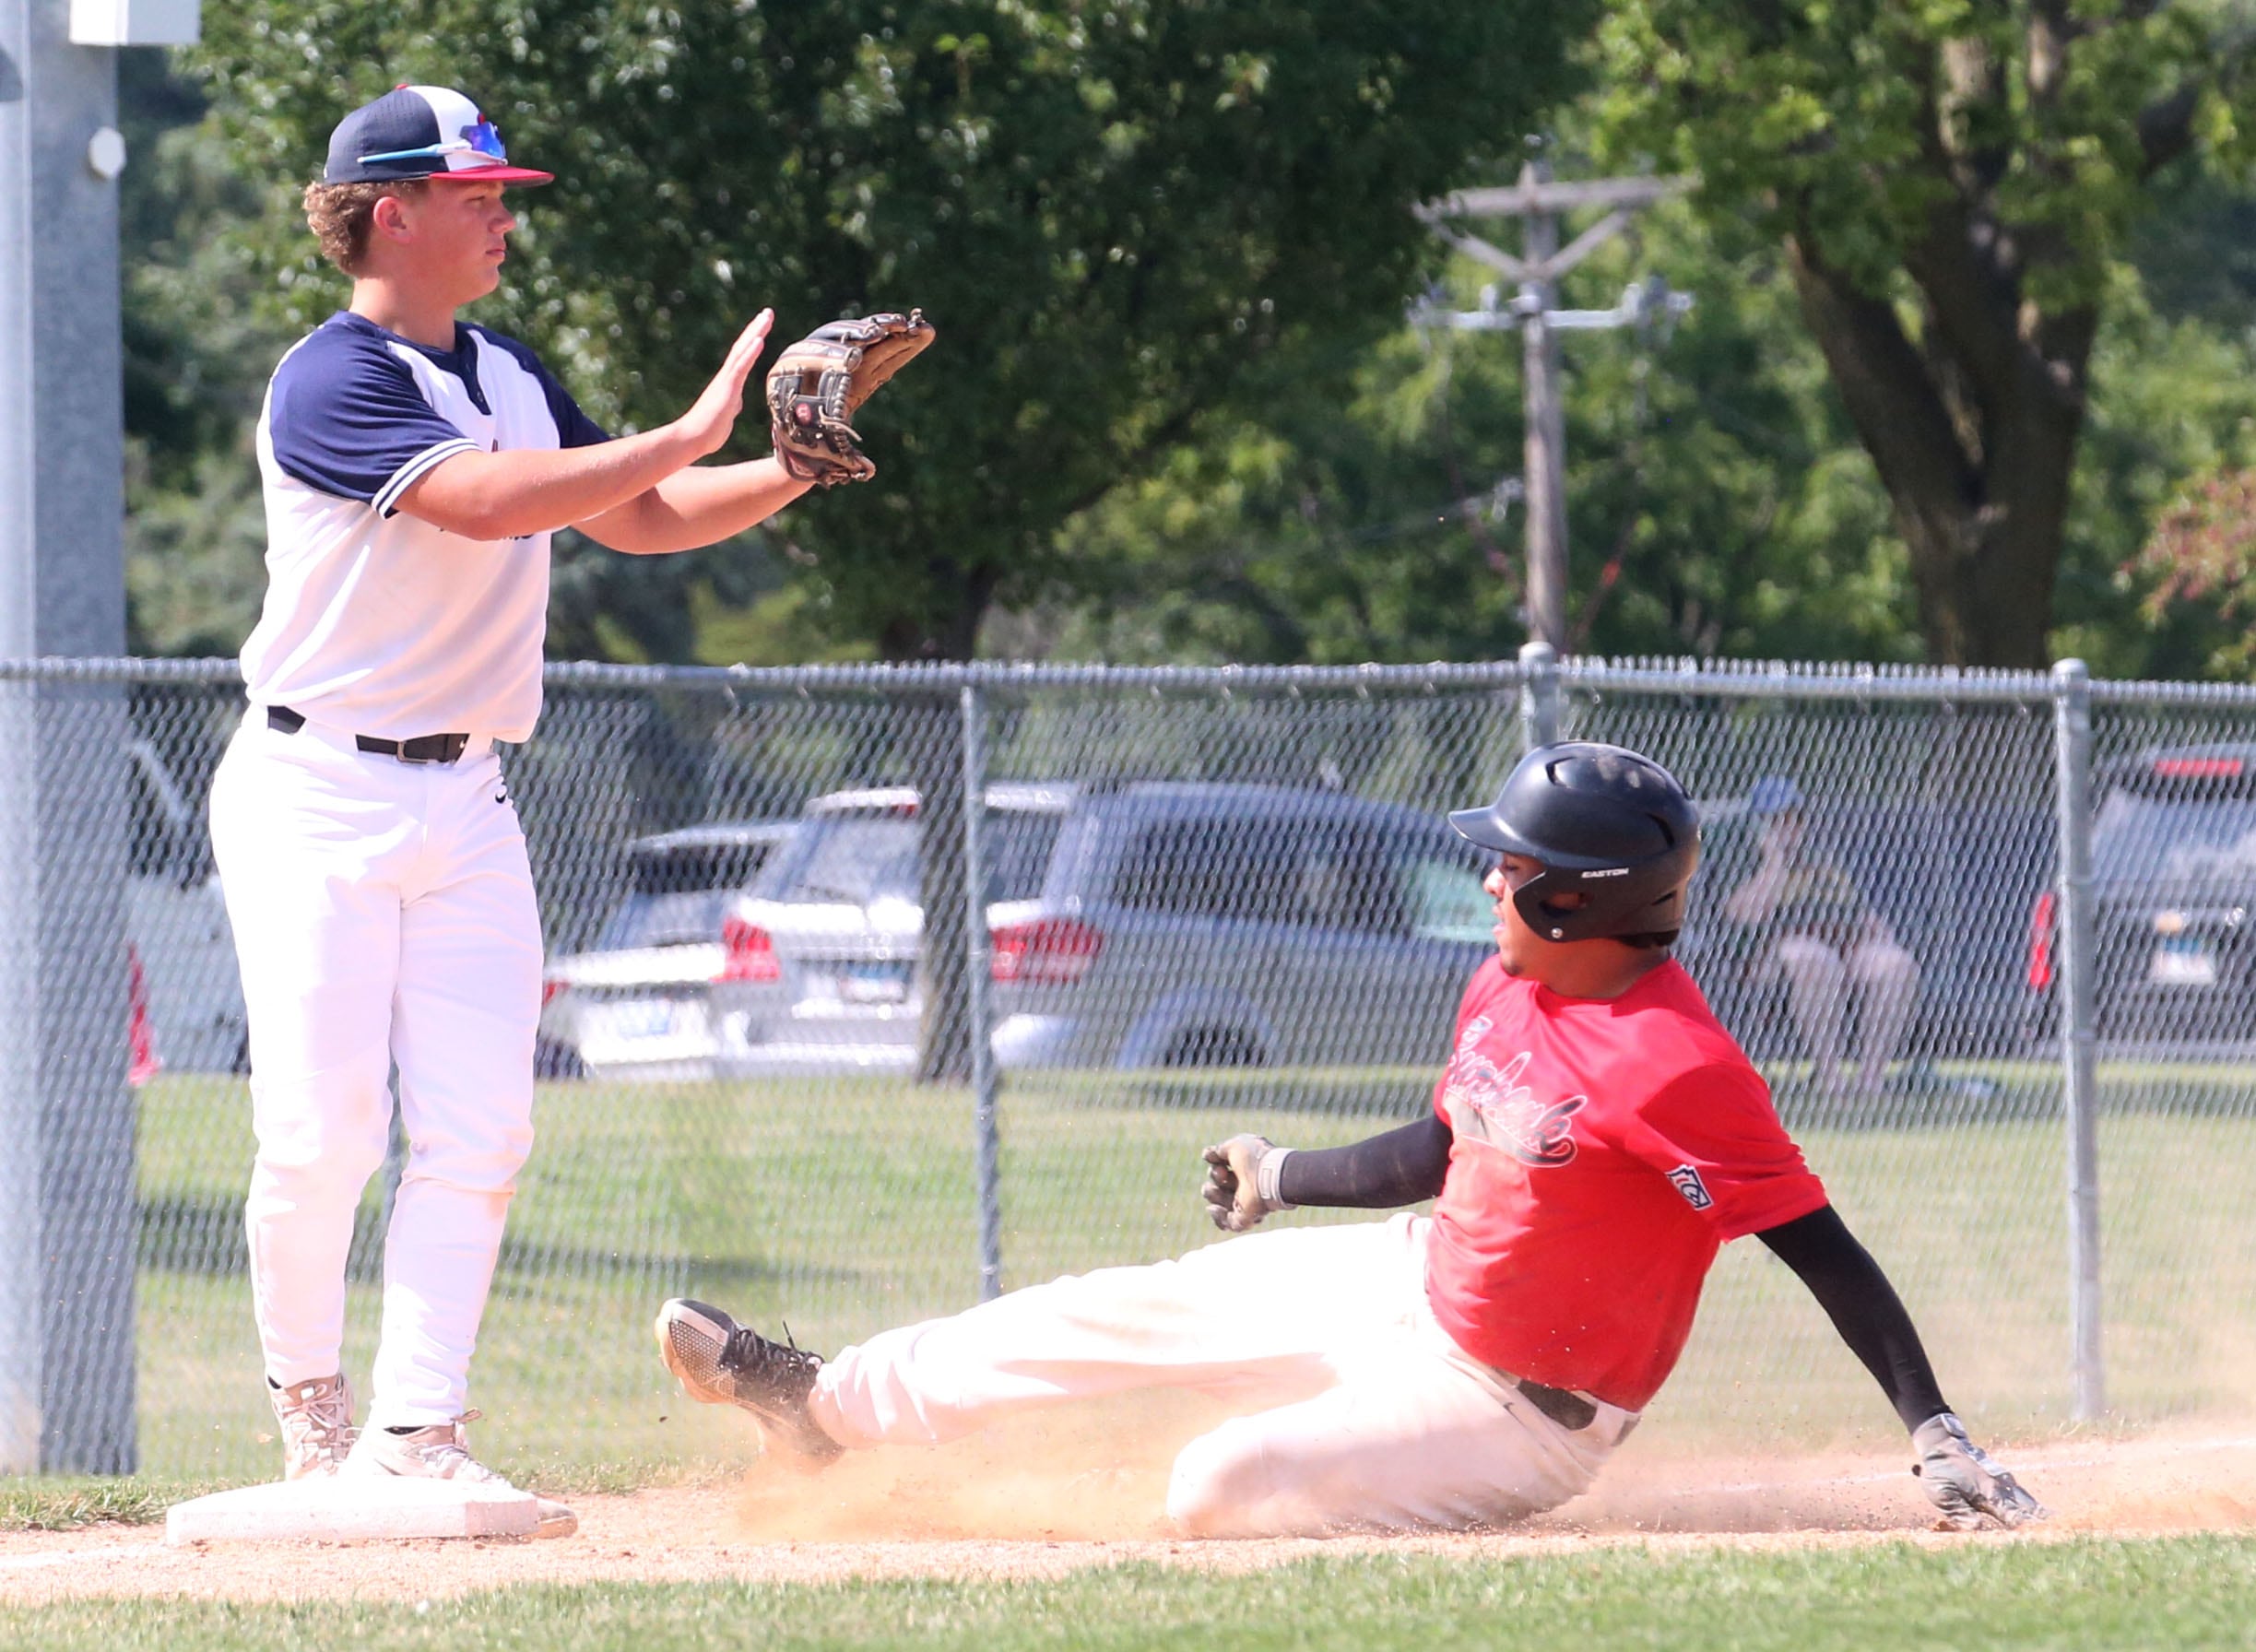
[1201,1134,1293,1233]
[676,308,775,458]
[1911,1412,2049,1529]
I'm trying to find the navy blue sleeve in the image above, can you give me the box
[1275,1113,1452,1209]
[472,326,610,449]
[266,326,478,515]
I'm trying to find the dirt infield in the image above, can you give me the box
[3,1417,2250,1605]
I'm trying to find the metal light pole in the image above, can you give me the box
[0,0,199,1473]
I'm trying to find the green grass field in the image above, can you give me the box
[114,1054,2256,1485]
[3,1540,2254,1650]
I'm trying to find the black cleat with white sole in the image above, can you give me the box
[656,1297,843,1463]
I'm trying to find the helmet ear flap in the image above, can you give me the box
[1510,867,1580,942]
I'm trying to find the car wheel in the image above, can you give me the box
[1163,1026,1263,1069]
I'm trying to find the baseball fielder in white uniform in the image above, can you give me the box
[211,85,814,1531]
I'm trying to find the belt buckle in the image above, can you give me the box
[1516,1377,1599,1434]
[394,733,468,765]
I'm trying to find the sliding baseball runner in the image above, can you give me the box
[656,741,2045,1536]
[211,83,928,1531]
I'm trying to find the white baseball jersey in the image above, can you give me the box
[217,307,602,1432]
[242,312,607,742]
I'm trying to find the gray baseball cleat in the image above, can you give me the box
[655,1297,843,1463]
[345,1411,577,1539]
[267,1373,359,1480]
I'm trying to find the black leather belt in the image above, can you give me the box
[1516,1377,1599,1433]
[267,704,471,766]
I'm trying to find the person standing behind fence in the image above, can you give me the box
[204,86,888,1528]
[1721,776,1920,1095]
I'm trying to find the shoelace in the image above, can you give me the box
[278,1383,355,1452]
[300,1396,352,1437]
[720,1325,821,1391]
[395,1410,502,1481]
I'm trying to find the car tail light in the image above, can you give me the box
[716,917,783,983]
[2026,891,2056,991]
[540,977,567,1008]
[126,941,160,1088]
[2154,756,2243,779]
[991,918,1104,985]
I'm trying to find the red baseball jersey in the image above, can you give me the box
[1423,955,1827,1411]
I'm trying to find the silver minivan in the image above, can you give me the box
[715,780,1496,1071]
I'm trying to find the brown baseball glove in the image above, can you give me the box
[765,309,936,487]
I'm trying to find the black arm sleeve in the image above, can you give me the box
[1758,1203,1951,1433]
[1275,1113,1452,1210]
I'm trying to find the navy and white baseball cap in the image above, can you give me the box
[323,85,554,186]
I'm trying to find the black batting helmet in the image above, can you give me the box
[1449,741,1700,943]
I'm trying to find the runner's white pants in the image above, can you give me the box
[809,1212,1637,1536]
[209,710,540,1427]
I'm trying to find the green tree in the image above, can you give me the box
[118,51,289,656]
[1591,1,2256,667]
[1033,159,2256,679]
[2062,285,2256,678]
[192,0,1590,662]
[2106,173,2256,679]
[1044,199,1916,667]
[188,0,1590,1080]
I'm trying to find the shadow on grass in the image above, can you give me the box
[1024,1067,1435,1118]
[135,1192,857,1291]
[1764,1059,2256,1132]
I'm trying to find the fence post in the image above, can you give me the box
[2050,658,2105,1420]
[1518,639,1560,750]
[960,684,1003,1301]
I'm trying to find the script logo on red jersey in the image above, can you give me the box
[1442,1018,1586,1168]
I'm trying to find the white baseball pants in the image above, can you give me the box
[209,710,541,1427]
[809,1212,1637,1536]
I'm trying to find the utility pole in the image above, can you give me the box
[1415,162,1691,652]
[0,0,199,1474]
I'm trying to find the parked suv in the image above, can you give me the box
[2028,743,2256,1044]
[714,780,1497,1071]
[537,819,798,1079]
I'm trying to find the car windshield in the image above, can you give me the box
[1400,856,1495,941]
[771,808,1062,906]
[596,837,783,950]
[2093,792,2256,886]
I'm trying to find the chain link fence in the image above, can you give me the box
[3,651,2250,1480]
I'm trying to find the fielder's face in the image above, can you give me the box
[378,180,518,307]
[1483,854,1589,979]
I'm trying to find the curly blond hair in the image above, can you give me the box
[301,179,425,275]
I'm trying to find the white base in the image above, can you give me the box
[165,1475,543,1544]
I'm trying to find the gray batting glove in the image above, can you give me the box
[1911,1412,2049,1530]
[1201,1134,1293,1232]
